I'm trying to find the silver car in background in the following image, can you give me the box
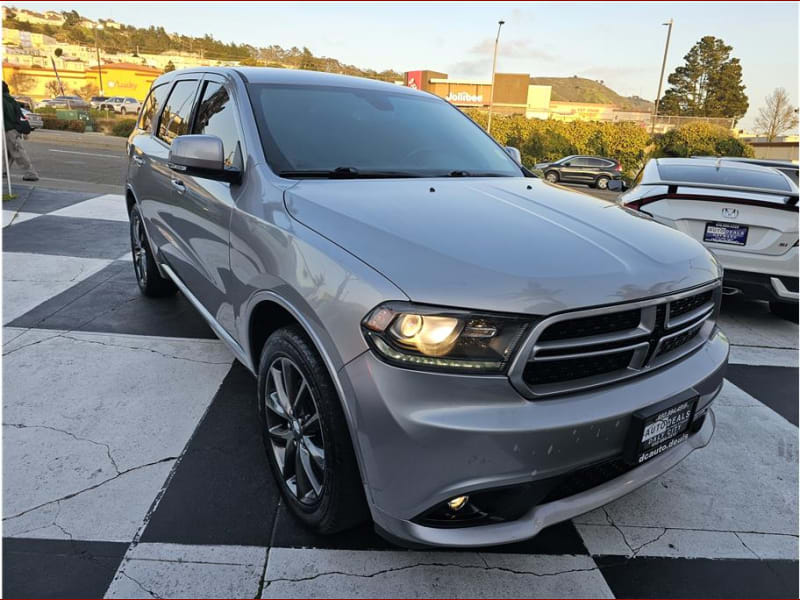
[101,96,142,115]
[125,67,728,547]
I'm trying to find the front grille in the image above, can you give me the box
[524,350,634,386]
[669,290,712,319]
[514,283,720,398]
[539,308,640,341]
[656,321,704,357]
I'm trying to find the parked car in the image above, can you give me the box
[12,95,35,111]
[100,96,141,115]
[20,108,43,130]
[90,95,109,109]
[37,95,90,110]
[619,157,798,319]
[534,155,623,189]
[126,67,727,547]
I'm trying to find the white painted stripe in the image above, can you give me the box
[49,148,126,159]
[729,344,798,367]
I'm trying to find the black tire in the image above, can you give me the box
[769,301,798,322]
[596,176,610,190]
[258,325,367,533]
[545,170,559,183]
[120,107,127,115]
[129,205,176,297]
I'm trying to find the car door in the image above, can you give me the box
[559,157,587,183]
[135,78,201,273]
[165,74,247,333]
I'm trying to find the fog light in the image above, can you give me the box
[447,495,469,511]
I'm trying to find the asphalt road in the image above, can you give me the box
[7,130,621,200]
[7,130,128,195]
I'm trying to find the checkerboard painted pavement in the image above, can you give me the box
[3,186,798,598]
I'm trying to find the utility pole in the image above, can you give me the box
[486,19,505,135]
[651,18,673,134]
[94,23,104,95]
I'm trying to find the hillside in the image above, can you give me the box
[2,6,403,82]
[530,76,653,112]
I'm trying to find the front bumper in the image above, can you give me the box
[341,327,729,547]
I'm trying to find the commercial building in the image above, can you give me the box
[405,70,552,119]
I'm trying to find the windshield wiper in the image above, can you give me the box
[277,167,422,179]
[444,170,511,177]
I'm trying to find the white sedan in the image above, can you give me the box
[618,157,798,320]
[99,96,142,115]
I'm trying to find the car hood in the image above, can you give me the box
[284,178,720,315]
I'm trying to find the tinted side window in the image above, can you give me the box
[137,84,169,132]
[158,80,198,145]
[192,81,242,169]
[572,158,592,167]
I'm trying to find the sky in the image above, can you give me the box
[10,1,799,129]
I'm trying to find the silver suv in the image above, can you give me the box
[125,67,728,547]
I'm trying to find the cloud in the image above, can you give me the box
[448,58,491,78]
[469,38,555,62]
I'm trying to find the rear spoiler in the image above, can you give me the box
[629,181,799,213]
[656,180,798,205]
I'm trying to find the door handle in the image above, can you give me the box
[132,156,144,166]
[171,178,186,194]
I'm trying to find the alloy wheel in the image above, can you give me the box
[597,177,609,189]
[264,357,326,505]
[130,212,148,286]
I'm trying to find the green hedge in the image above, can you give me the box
[653,122,754,158]
[111,119,137,137]
[462,110,753,178]
[41,116,85,133]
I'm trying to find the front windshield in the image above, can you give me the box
[248,83,522,178]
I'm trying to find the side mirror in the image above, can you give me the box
[504,146,522,164]
[607,179,625,192]
[168,134,241,184]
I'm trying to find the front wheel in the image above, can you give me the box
[258,326,367,533]
[545,171,559,183]
[129,205,176,297]
[769,301,798,322]
[120,107,127,115]
[596,176,610,190]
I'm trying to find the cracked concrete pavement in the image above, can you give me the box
[3,327,233,542]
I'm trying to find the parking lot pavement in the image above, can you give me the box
[3,184,798,598]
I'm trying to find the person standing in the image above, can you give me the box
[3,81,39,181]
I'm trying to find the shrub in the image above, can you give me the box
[653,122,754,158]
[463,109,652,177]
[41,116,85,133]
[111,118,137,137]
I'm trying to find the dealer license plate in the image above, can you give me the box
[624,397,697,465]
[703,222,748,246]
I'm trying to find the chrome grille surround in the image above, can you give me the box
[509,281,722,399]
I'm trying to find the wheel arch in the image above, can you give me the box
[244,291,374,503]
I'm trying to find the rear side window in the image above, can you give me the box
[192,81,242,169]
[137,84,169,132]
[572,158,592,167]
[157,80,198,145]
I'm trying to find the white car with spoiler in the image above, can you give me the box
[618,157,798,320]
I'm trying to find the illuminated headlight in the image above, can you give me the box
[362,302,531,373]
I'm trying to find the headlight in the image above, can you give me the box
[362,302,531,373]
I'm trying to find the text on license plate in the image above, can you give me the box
[704,222,748,246]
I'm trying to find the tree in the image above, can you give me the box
[45,80,61,97]
[754,88,798,141]
[659,36,749,122]
[299,47,315,71]
[8,72,35,93]
[163,60,176,73]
